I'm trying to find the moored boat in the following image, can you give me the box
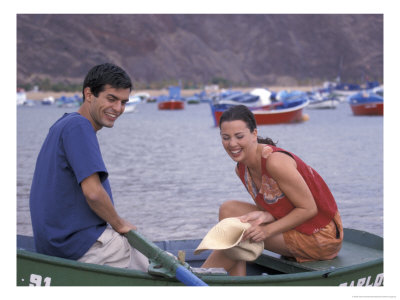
[157,86,185,110]
[124,95,142,113]
[307,91,340,109]
[41,96,55,105]
[210,90,309,126]
[17,227,383,286]
[332,81,380,101]
[158,100,185,110]
[348,89,383,116]
[17,89,27,106]
[55,94,83,108]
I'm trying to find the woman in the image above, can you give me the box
[202,105,343,276]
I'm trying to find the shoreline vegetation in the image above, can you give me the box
[25,86,313,101]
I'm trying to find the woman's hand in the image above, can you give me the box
[239,210,275,227]
[241,224,270,243]
[239,211,275,243]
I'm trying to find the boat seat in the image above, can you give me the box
[254,228,383,273]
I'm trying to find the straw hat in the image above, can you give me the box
[194,217,264,261]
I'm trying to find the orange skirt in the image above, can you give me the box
[283,212,343,262]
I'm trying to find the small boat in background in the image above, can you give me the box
[133,92,151,102]
[332,81,380,101]
[348,86,383,116]
[214,88,274,108]
[307,90,340,109]
[17,88,27,106]
[124,95,141,113]
[55,94,83,108]
[187,84,220,104]
[158,100,185,110]
[157,86,185,110]
[41,96,55,105]
[210,89,309,126]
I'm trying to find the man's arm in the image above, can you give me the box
[80,173,136,234]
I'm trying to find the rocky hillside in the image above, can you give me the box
[17,14,383,89]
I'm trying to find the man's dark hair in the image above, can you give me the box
[82,63,133,101]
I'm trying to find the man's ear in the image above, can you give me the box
[83,87,93,102]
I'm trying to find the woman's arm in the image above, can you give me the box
[243,152,318,242]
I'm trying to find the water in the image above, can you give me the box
[17,101,383,241]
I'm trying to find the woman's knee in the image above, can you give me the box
[219,200,238,220]
[218,200,258,220]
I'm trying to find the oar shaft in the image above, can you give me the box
[125,230,208,286]
[176,266,208,286]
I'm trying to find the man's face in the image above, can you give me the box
[85,85,130,131]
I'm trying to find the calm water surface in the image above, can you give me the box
[17,100,383,240]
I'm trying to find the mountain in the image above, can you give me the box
[17,14,383,89]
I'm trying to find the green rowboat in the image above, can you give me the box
[17,228,383,286]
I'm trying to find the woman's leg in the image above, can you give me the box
[201,200,260,275]
[220,200,294,257]
[202,200,295,275]
[218,200,260,220]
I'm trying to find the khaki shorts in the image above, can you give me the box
[78,227,149,272]
[283,212,343,263]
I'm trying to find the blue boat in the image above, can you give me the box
[55,94,83,108]
[333,81,380,101]
[348,87,383,116]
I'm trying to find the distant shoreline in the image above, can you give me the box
[25,86,313,101]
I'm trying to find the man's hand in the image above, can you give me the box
[111,218,137,234]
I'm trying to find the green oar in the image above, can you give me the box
[125,230,208,286]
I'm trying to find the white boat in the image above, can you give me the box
[17,90,27,106]
[125,95,141,113]
[307,92,340,109]
[41,96,55,105]
[215,88,274,108]
[133,92,151,102]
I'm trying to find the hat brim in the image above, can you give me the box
[194,217,264,261]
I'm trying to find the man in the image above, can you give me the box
[29,63,148,271]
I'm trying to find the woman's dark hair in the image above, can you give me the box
[82,63,133,101]
[219,105,276,146]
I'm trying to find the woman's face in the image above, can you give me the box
[220,120,258,163]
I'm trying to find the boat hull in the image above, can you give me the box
[158,101,184,110]
[308,99,340,109]
[17,228,383,286]
[350,102,383,116]
[212,101,309,126]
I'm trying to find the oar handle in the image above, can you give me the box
[125,230,208,286]
[176,265,208,286]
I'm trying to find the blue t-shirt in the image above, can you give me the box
[29,112,112,260]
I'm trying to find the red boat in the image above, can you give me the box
[158,100,185,110]
[350,102,383,116]
[348,91,383,116]
[212,99,309,126]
